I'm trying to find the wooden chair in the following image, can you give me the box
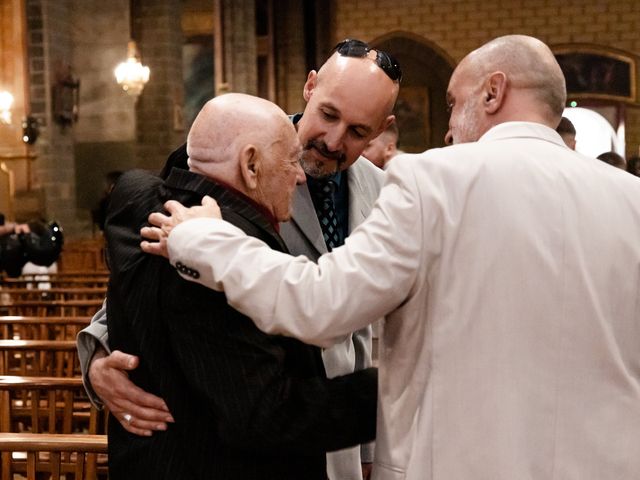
[0,432,107,480]
[0,316,91,341]
[0,376,105,435]
[0,340,79,377]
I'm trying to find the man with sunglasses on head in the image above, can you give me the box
[77,38,401,480]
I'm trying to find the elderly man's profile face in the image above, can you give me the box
[255,125,305,222]
[296,55,396,178]
[445,63,486,145]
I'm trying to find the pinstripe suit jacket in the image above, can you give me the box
[105,168,376,480]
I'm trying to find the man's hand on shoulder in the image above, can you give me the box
[89,348,174,436]
[140,195,221,258]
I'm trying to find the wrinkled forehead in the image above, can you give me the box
[272,120,302,152]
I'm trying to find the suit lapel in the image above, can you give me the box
[285,183,328,255]
[284,160,377,253]
[347,161,373,232]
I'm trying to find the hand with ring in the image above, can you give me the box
[88,348,174,436]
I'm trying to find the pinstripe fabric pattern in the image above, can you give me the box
[105,168,377,480]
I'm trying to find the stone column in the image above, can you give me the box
[26,0,86,236]
[134,0,185,172]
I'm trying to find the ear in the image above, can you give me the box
[483,72,507,115]
[239,144,260,191]
[373,115,395,139]
[383,142,395,161]
[303,70,318,102]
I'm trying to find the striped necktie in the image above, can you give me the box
[312,179,340,251]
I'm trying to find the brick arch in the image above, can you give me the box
[370,32,455,150]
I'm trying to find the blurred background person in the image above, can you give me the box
[556,116,576,150]
[0,213,30,236]
[362,122,399,169]
[597,151,627,170]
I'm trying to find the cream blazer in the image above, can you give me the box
[168,122,640,480]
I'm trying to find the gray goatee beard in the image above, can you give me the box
[301,147,346,179]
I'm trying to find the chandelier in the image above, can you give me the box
[0,90,14,124]
[114,41,150,98]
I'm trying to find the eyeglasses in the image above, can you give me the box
[333,39,402,83]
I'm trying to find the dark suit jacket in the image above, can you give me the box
[105,168,377,480]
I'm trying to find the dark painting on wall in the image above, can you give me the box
[394,86,430,153]
[555,51,635,101]
[183,36,214,129]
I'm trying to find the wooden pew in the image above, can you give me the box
[0,278,109,289]
[0,376,105,435]
[0,340,79,377]
[0,288,106,302]
[0,316,91,341]
[0,432,107,480]
[6,271,109,279]
[1,272,109,291]
[0,299,103,318]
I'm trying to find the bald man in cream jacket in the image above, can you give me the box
[143,35,640,480]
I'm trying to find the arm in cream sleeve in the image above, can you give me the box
[167,159,435,348]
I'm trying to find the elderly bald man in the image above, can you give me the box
[144,36,640,479]
[103,93,377,480]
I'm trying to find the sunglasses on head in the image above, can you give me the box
[333,39,402,83]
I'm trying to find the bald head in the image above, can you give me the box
[445,35,567,144]
[316,52,399,117]
[296,48,400,177]
[186,93,305,221]
[187,93,292,176]
[466,35,566,119]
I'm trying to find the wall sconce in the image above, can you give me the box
[114,41,150,98]
[0,90,14,124]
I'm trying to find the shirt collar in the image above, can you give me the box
[479,121,567,148]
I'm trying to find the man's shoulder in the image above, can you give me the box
[116,169,162,190]
[222,208,287,253]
